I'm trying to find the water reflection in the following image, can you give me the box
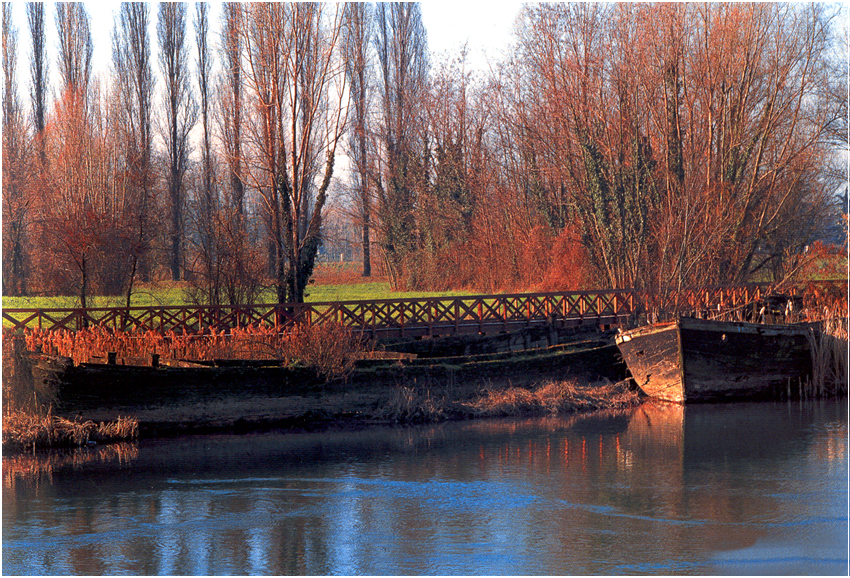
[3,442,139,492]
[3,400,847,575]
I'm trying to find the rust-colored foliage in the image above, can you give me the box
[799,280,848,318]
[1,3,841,301]
[532,227,593,292]
[797,241,847,282]
[18,322,367,381]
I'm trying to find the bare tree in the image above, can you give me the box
[113,1,154,304]
[46,2,96,307]
[2,2,30,296]
[190,1,218,298]
[41,5,132,306]
[195,2,214,222]
[158,2,197,281]
[220,2,244,215]
[501,3,838,293]
[56,2,92,98]
[240,3,348,304]
[373,2,429,287]
[418,50,478,283]
[26,2,47,165]
[343,2,374,277]
[188,3,269,307]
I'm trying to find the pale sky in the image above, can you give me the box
[5,1,526,194]
[9,1,525,92]
[421,1,524,71]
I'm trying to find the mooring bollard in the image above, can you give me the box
[108,352,117,365]
[151,353,160,368]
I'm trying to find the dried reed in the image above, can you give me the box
[806,315,849,398]
[17,321,367,380]
[377,386,452,422]
[2,407,139,453]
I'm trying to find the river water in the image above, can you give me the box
[3,399,848,575]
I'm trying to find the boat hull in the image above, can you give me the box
[615,317,816,403]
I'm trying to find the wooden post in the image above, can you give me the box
[501,298,507,332]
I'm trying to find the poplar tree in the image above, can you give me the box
[113,1,153,303]
[220,2,244,216]
[2,2,29,296]
[195,2,214,223]
[373,2,429,287]
[26,2,47,165]
[158,2,197,281]
[343,2,374,277]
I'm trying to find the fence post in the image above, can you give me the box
[501,298,507,332]
[612,294,619,324]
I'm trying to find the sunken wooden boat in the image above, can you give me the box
[615,317,818,403]
[16,330,628,433]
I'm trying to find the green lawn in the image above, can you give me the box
[1,282,469,311]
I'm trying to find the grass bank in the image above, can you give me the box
[1,263,467,313]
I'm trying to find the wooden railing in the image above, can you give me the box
[3,290,637,337]
[3,281,842,338]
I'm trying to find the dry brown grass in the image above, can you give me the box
[376,386,452,422]
[465,379,640,417]
[376,379,640,423]
[2,407,138,453]
[4,332,141,452]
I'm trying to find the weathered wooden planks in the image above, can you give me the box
[616,317,818,403]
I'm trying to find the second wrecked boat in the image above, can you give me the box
[615,316,818,403]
